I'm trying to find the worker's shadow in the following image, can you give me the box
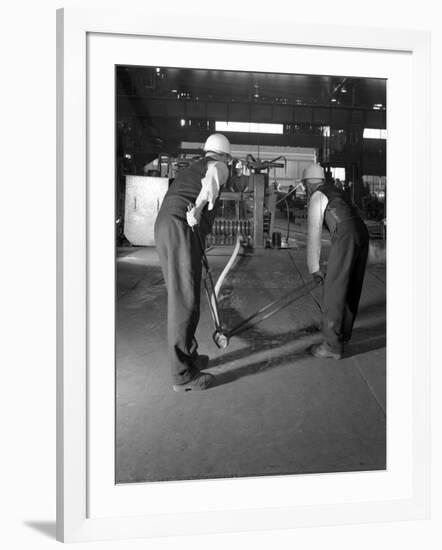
[209,322,321,366]
[211,338,318,388]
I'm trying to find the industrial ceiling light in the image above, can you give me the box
[331,98,337,103]
[215,121,283,134]
[364,128,387,139]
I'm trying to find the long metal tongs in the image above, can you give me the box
[190,215,321,349]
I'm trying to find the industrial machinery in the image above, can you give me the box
[122,152,293,249]
[209,173,276,249]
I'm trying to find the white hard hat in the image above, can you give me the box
[203,133,231,156]
[302,163,325,181]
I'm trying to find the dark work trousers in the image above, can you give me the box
[322,218,369,353]
[154,207,208,385]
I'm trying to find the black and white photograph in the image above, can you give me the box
[2,0,436,545]
[115,65,387,483]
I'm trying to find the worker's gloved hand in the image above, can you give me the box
[311,270,325,285]
[186,205,201,228]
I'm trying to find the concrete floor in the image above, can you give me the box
[116,215,386,483]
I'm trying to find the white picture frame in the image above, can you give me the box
[56,6,431,543]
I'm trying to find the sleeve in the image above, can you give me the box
[306,191,328,274]
[195,161,229,210]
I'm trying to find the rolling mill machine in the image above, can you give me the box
[208,155,286,249]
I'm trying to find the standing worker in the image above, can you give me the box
[154,134,231,391]
[303,163,369,359]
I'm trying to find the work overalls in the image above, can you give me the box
[154,157,218,384]
[317,184,370,353]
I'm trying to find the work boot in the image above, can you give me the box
[308,342,343,360]
[173,372,215,392]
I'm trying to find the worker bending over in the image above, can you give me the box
[303,163,369,359]
[154,134,231,391]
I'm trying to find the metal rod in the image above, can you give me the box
[287,251,323,313]
[194,227,224,331]
[188,203,224,331]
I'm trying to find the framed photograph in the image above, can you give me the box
[57,6,431,543]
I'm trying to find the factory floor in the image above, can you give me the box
[116,216,386,483]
